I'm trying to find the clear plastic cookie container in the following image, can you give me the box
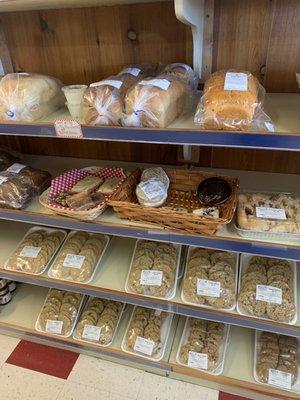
[181,247,238,312]
[48,231,110,284]
[237,254,297,324]
[121,306,173,361]
[4,226,67,275]
[254,330,300,393]
[176,317,230,375]
[125,239,182,300]
[73,296,125,347]
[35,288,85,337]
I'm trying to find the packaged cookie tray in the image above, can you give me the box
[125,240,182,300]
[254,331,300,393]
[181,247,239,312]
[47,231,110,284]
[175,317,230,375]
[121,307,174,362]
[73,297,126,347]
[3,226,67,276]
[35,289,85,338]
[237,254,297,325]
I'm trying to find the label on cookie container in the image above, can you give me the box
[134,336,155,356]
[188,351,208,370]
[197,279,221,297]
[20,246,41,258]
[224,72,248,91]
[256,285,282,304]
[6,163,27,173]
[140,270,163,286]
[46,319,63,334]
[256,206,286,220]
[82,324,102,341]
[268,369,292,390]
[139,79,170,90]
[63,254,85,269]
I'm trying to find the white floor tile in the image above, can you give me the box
[0,334,19,366]
[57,381,110,400]
[0,364,64,400]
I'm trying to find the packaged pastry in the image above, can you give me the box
[48,231,109,283]
[0,171,35,209]
[135,167,169,207]
[194,70,274,132]
[36,289,84,337]
[181,247,237,311]
[176,317,229,375]
[126,240,181,299]
[4,227,66,275]
[0,73,65,121]
[254,331,299,393]
[237,255,297,324]
[74,297,124,346]
[121,306,173,361]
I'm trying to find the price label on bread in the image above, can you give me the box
[121,67,141,77]
[188,351,208,370]
[256,207,286,220]
[268,369,292,390]
[256,285,282,304]
[197,279,221,297]
[54,119,83,139]
[140,270,163,286]
[134,336,155,356]
[82,324,102,341]
[224,72,248,91]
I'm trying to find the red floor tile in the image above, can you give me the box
[219,392,250,400]
[6,340,79,379]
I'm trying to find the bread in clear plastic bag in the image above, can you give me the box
[0,171,36,209]
[0,73,65,121]
[161,63,199,90]
[135,167,169,207]
[194,70,274,132]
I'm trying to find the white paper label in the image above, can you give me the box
[139,79,170,90]
[138,179,166,200]
[256,206,286,220]
[54,119,83,138]
[6,163,27,173]
[82,324,101,341]
[256,285,282,304]
[268,369,292,390]
[140,270,163,286]
[134,336,155,356]
[197,279,221,297]
[0,176,8,185]
[46,319,63,334]
[224,72,248,91]
[188,351,208,370]
[90,79,122,89]
[63,254,86,269]
[20,245,41,258]
[122,67,141,76]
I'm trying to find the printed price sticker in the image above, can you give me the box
[256,285,282,304]
[138,179,166,200]
[122,67,141,77]
[90,79,122,89]
[268,369,292,390]
[256,206,286,220]
[188,351,208,370]
[46,319,63,334]
[0,176,8,185]
[224,72,248,91]
[20,246,41,258]
[197,279,221,297]
[6,163,27,173]
[140,270,163,286]
[134,336,155,356]
[63,254,86,269]
[139,79,170,90]
[82,324,102,341]
[54,119,83,138]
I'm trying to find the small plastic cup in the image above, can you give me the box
[66,102,83,119]
[62,85,87,105]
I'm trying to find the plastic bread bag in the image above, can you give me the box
[0,73,65,121]
[194,70,274,132]
[161,63,199,90]
[135,167,169,207]
[0,171,36,209]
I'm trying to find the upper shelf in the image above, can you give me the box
[0,93,300,151]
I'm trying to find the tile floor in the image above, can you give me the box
[0,333,252,400]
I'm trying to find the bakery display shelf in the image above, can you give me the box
[0,93,300,151]
[0,222,299,337]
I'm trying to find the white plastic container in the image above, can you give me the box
[235,223,300,243]
[62,85,87,104]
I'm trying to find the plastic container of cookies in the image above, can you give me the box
[35,288,85,338]
[253,330,300,393]
[237,254,297,324]
[47,231,110,284]
[125,239,182,300]
[181,247,239,312]
[176,317,230,375]
[121,306,174,362]
[3,226,67,276]
[73,297,125,347]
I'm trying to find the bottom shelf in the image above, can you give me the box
[0,284,297,400]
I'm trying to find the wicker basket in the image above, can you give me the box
[109,168,239,235]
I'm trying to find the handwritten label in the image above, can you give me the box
[197,279,221,297]
[54,119,83,138]
[224,72,248,91]
[256,285,282,304]
[256,207,286,220]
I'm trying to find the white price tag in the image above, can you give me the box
[121,67,141,77]
[224,72,248,91]
[139,79,170,90]
[188,351,208,370]
[82,324,102,341]
[134,336,155,356]
[138,179,166,200]
[0,176,8,185]
[140,270,163,286]
[268,369,292,390]
[6,163,27,173]
[46,319,63,334]
[256,285,282,304]
[63,254,86,269]
[256,206,286,220]
[197,279,221,297]
[90,79,122,89]
[54,119,83,138]
[20,245,41,258]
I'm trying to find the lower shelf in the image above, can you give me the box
[0,284,298,399]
